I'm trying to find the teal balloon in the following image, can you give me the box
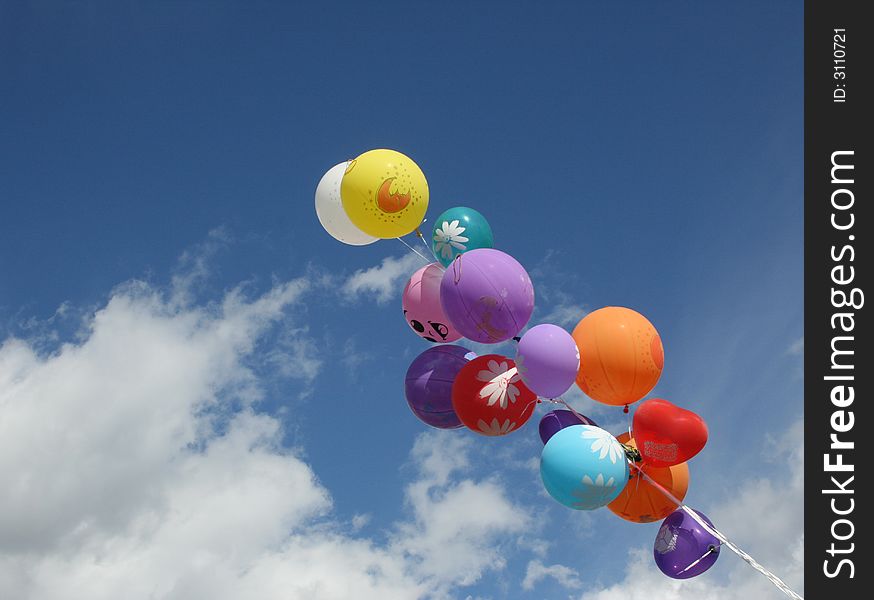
[430,206,494,267]
[540,425,629,510]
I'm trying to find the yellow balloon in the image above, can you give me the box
[340,149,429,238]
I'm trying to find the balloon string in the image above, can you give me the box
[395,236,432,265]
[554,397,587,421]
[415,224,443,267]
[629,462,804,600]
[677,544,719,576]
[521,396,542,418]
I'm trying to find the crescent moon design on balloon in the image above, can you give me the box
[376,177,411,213]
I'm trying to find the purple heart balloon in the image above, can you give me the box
[516,323,580,398]
[654,508,721,579]
[439,248,535,344]
[404,345,474,429]
[538,409,598,445]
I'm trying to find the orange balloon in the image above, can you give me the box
[572,306,663,406]
[608,434,689,523]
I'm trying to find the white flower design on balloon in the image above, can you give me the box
[477,359,521,409]
[477,418,516,436]
[571,473,619,509]
[581,427,625,464]
[654,525,679,555]
[433,219,469,260]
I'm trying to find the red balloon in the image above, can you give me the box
[632,398,708,467]
[451,354,536,436]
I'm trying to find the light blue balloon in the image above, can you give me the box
[540,425,629,510]
[430,206,494,268]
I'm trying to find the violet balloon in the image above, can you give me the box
[538,409,598,445]
[404,345,474,429]
[516,324,579,398]
[439,248,535,344]
[654,508,721,579]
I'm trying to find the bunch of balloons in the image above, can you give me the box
[316,148,719,581]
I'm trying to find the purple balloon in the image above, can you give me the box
[538,409,598,444]
[516,324,579,398]
[654,509,721,579]
[404,345,474,429]
[439,248,535,344]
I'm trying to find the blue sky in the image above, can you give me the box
[1,2,802,599]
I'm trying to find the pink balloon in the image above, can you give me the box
[402,263,462,343]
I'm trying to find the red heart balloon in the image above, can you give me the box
[632,398,708,467]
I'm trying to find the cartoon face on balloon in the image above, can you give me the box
[402,263,462,343]
[403,311,454,343]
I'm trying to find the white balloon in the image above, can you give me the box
[315,161,378,246]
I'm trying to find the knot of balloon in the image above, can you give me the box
[623,404,630,414]
[622,443,642,463]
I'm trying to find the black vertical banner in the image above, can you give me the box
[805,0,871,597]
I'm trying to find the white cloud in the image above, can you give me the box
[340,336,372,376]
[522,559,583,591]
[538,303,588,329]
[264,325,323,385]
[577,420,804,600]
[0,277,312,553]
[351,513,371,531]
[170,227,233,306]
[391,432,532,593]
[526,251,588,330]
[341,252,426,304]
[786,337,803,356]
[0,277,533,600]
